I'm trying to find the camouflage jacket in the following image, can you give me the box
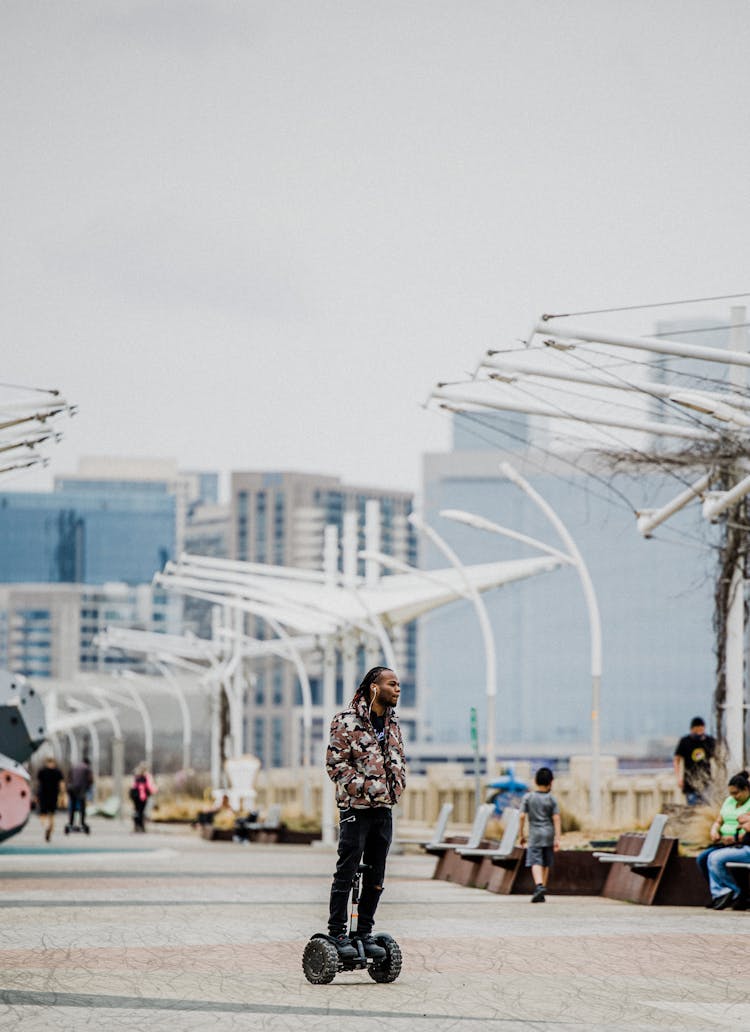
[326,694,407,810]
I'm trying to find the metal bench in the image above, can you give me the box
[593,814,668,869]
[426,803,494,881]
[456,807,523,892]
[234,803,283,843]
[398,802,454,848]
[423,803,493,857]
[595,815,675,905]
[459,807,520,862]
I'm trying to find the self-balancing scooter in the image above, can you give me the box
[302,864,402,984]
[64,797,90,835]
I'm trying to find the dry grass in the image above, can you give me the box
[149,795,254,824]
[150,796,207,823]
[667,803,720,855]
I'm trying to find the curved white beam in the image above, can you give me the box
[431,388,720,442]
[482,355,750,414]
[532,319,750,368]
[440,509,574,565]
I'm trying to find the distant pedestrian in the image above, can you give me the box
[130,764,157,832]
[674,716,716,805]
[519,767,561,903]
[66,757,93,834]
[36,755,64,843]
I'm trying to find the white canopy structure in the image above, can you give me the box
[428,301,750,778]
[156,552,563,634]
[0,386,75,477]
[151,541,566,842]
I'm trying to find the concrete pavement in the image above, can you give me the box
[0,817,747,1031]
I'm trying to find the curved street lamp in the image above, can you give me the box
[408,512,498,782]
[442,462,604,822]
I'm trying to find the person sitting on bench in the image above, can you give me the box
[696,771,750,910]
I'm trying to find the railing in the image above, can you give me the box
[253,758,683,829]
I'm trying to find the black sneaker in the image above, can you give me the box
[711,891,735,910]
[354,933,387,961]
[530,884,546,903]
[329,932,358,960]
[731,895,748,911]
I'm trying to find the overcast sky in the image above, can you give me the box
[3,1,750,499]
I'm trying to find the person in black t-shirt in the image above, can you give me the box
[673,716,716,805]
[37,756,64,842]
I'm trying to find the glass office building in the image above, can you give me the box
[0,487,175,585]
[421,412,719,752]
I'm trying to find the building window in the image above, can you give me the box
[256,492,267,562]
[272,668,283,705]
[272,716,283,767]
[273,495,285,564]
[253,717,265,764]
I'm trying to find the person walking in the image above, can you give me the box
[36,755,64,843]
[518,766,561,903]
[130,764,157,832]
[673,717,716,805]
[324,666,407,961]
[66,756,93,834]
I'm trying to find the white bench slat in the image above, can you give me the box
[593,814,668,867]
[424,803,493,854]
[459,808,521,860]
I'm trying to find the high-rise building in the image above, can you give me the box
[185,502,230,560]
[56,456,217,556]
[229,471,417,767]
[421,412,718,752]
[0,457,221,687]
[0,487,174,586]
[0,458,222,587]
[0,582,180,680]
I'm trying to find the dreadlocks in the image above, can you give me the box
[355,666,393,704]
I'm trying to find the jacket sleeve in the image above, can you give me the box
[325,713,356,788]
[389,719,407,802]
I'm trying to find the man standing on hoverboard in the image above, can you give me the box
[325,666,407,962]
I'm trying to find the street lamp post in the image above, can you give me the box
[408,512,499,784]
[440,478,604,822]
[498,462,603,823]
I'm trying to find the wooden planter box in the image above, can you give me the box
[510,849,608,896]
[434,845,608,896]
[200,825,234,841]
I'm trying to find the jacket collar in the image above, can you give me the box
[351,692,391,725]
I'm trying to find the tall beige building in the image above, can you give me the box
[229,471,417,768]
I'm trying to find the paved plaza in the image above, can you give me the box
[0,818,747,1032]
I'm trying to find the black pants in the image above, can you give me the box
[328,807,392,936]
[68,793,86,827]
[133,800,147,831]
